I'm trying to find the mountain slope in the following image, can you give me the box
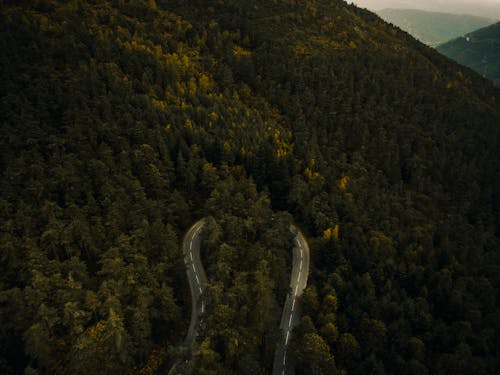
[438,22,500,86]
[377,8,497,46]
[1,1,499,374]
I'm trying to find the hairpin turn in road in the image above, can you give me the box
[169,219,309,375]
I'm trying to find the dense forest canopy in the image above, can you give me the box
[1,0,499,374]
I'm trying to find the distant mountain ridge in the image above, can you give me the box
[377,8,497,47]
[354,0,500,19]
[437,22,500,86]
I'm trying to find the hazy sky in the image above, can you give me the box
[351,0,500,18]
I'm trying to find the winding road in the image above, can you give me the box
[272,226,310,375]
[169,219,309,375]
[183,220,207,347]
[168,219,206,375]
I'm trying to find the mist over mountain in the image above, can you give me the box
[377,8,496,47]
[353,0,500,19]
[1,1,499,374]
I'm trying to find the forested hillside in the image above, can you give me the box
[1,1,499,374]
[438,22,500,87]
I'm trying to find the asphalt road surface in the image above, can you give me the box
[183,219,207,346]
[168,219,206,375]
[272,226,310,375]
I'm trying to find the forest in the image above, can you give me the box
[1,0,499,374]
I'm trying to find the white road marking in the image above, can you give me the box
[278,235,305,372]
[190,252,193,261]
[192,264,195,272]
[190,242,192,250]
[201,303,205,313]
[195,274,200,284]
[199,287,202,294]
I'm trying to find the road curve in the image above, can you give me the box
[169,220,309,375]
[272,225,310,375]
[168,219,206,375]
